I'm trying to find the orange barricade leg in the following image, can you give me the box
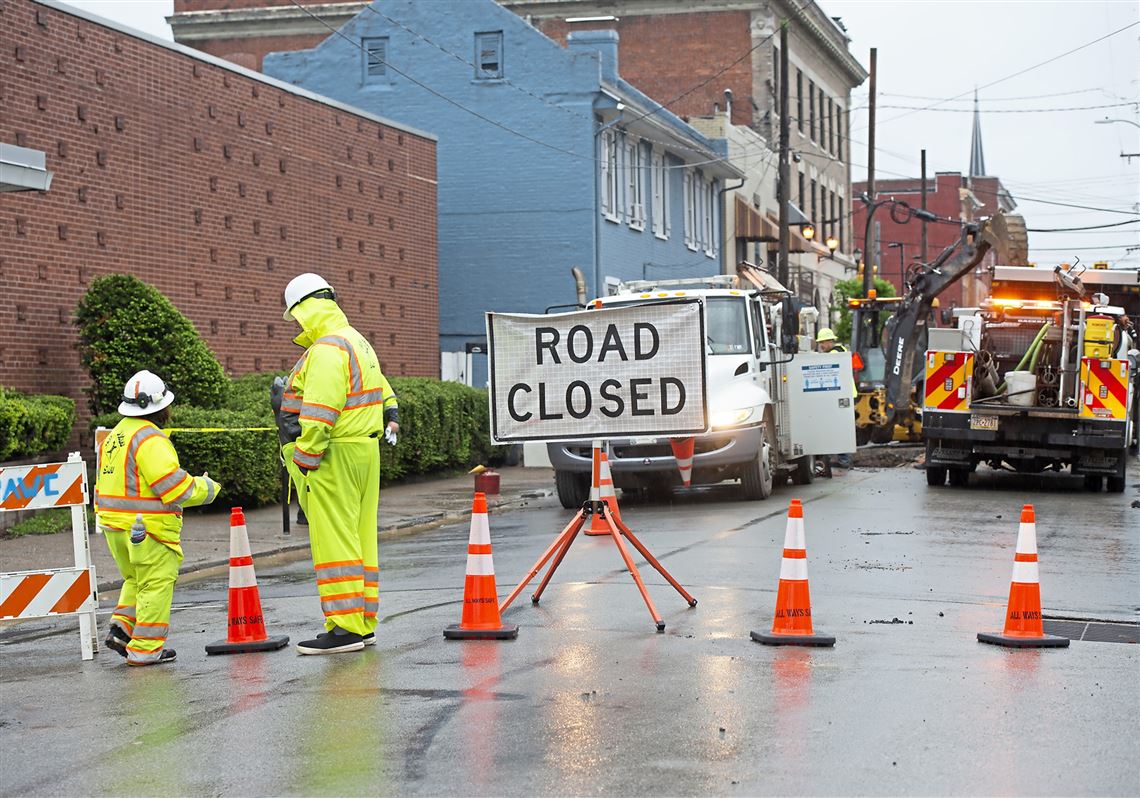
[978,505,1069,649]
[445,493,519,640]
[751,500,835,647]
[206,507,290,654]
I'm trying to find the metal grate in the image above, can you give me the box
[1042,619,1140,644]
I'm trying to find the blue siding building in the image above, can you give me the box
[264,0,741,378]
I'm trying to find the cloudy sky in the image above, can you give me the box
[58,0,1140,267]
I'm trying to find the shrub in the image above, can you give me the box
[831,277,898,345]
[0,387,77,461]
[74,274,229,415]
[91,374,496,508]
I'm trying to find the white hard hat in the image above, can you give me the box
[283,272,336,320]
[118,370,174,417]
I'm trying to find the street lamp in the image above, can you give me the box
[802,224,815,241]
[1094,118,1140,162]
[887,241,905,291]
[825,235,839,258]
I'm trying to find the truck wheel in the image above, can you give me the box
[1083,474,1104,492]
[1107,475,1125,493]
[741,442,774,500]
[856,426,873,447]
[554,470,589,509]
[791,455,815,485]
[926,467,947,487]
[948,468,970,487]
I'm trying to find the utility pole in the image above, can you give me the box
[777,22,790,289]
[862,47,877,297]
[920,148,928,263]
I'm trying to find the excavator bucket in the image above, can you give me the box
[980,211,1011,264]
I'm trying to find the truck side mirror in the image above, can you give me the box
[781,299,799,355]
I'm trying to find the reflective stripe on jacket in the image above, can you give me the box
[282,298,396,472]
[94,417,216,554]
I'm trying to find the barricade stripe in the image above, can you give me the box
[0,573,54,618]
[54,476,86,508]
[48,571,92,614]
[0,464,64,511]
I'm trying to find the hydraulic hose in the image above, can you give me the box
[998,322,1050,394]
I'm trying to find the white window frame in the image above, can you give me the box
[683,169,696,251]
[651,151,668,240]
[703,177,717,258]
[627,138,645,231]
[600,129,620,223]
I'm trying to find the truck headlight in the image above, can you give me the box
[711,407,755,429]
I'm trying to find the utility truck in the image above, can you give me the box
[547,266,856,507]
[922,262,1138,491]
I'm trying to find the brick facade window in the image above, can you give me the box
[474,31,503,79]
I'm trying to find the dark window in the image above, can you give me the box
[363,37,388,81]
[798,172,805,211]
[838,197,845,250]
[808,80,815,140]
[827,97,835,154]
[796,70,803,132]
[810,179,816,227]
[475,31,503,79]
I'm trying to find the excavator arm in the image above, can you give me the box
[881,213,1009,420]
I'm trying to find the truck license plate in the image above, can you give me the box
[969,414,998,431]
[630,437,659,446]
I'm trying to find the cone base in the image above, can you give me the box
[444,624,519,640]
[977,631,1069,648]
[205,634,290,655]
[751,629,835,647]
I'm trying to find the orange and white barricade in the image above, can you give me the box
[0,453,99,660]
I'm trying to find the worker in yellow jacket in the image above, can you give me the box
[95,370,221,665]
[279,273,398,655]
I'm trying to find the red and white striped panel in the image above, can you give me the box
[0,568,95,620]
[0,461,88,512]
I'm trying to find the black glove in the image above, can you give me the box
[270,377,301,446]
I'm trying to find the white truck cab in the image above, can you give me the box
[547,272,856,506]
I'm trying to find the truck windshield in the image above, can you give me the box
[706,297,751,355]
[598,295,753,355]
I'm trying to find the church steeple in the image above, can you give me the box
[969,90,986,177]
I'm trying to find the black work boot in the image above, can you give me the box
[105,625,131,658]
[297,627,364,655]
[315,630,375,646]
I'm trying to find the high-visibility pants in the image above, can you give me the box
[286,438,380,637]
[103,528,138,637]
[125,536,182,665]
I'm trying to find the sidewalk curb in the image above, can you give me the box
[93,493,544,595]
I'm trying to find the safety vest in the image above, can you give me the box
[94,417,215,554]
[831,345,858,398]
[281,299,397,472]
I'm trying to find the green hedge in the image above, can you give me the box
[75,274,229,415]
[0,387,77,461]
[93,374,497,508]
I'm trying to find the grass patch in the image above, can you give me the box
[5,507,95,538]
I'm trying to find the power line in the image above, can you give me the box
[1028,245,1138,252]
[1028,219,1140,232]
[880,87,1122,103]
[877,101,1137,114]
[858,19,1140,130]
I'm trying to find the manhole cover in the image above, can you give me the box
[1042,619,1139,644]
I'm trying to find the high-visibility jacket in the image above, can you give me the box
[281,298,396,472]
[95,417,217,556]
[831,344,858,398]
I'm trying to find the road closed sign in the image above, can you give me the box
[487,299,708,442]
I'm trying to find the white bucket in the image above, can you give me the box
[1005,370,1037,407]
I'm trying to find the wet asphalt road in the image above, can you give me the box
[2,461,1138,797]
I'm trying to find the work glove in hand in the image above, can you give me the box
[384,427,398,446]
[270,376,301,445]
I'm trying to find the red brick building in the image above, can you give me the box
[1,0,439,431]
[851,172,1018,309]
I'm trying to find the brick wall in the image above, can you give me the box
[1,0,439,439]
[533,11,755,127]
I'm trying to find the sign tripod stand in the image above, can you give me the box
[498,445,697,632]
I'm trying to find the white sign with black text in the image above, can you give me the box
[487,300,708,442]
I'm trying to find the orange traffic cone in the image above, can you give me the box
[751,500,835,647]
[586,446,622,536]
[444,493,519,640]
[670,437,695,487]
[205,507,290,654]
[978,505,1069,648]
